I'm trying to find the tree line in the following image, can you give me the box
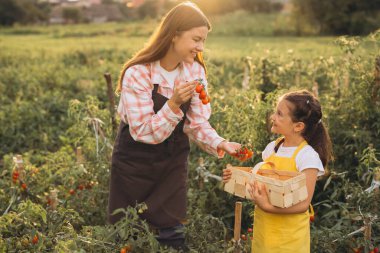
[0,0,379,36]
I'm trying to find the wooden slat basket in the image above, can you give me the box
[224,162,307,208]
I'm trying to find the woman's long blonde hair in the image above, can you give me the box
[116,1,211,93]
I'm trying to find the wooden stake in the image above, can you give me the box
[198,157,204,190]
[49,189,58,210]
[372,56,380,103]
[76,147,85,165]
[234,202,243,242]
[104,73,117,135]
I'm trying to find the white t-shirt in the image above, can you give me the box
[158,64,180,89]
[262,141,325,176]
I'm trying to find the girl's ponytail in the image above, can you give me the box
[303,120,332,167]
[282,90,333,166]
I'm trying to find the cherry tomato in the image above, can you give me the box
[120,245,131,253]
[13,171,19,178]
[195,84,203,93]
[199,90,207,99]
[248,228,253,233]
[32,235,38,244]
[310,215,315,222]
[201,97,209,104]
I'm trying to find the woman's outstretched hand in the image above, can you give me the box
[217,141,241,158]
[168,81,197,111]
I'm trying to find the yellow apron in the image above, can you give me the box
[252,138,310,253]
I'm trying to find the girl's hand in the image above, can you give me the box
[222,168,232,183]
[217,141,241,157]
[168,81,197,110]
[248,181,271,211]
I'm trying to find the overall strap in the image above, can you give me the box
[153,83,159,95]
[291,140,308,159]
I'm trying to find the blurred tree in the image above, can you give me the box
[0,0,23,26]
[0,0,49,26]
[292,0,380,35]
[137,0,158,18]
[239,0,283,13]
[192,0,241,15]
[62,7,82,24]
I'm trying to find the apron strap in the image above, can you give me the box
[291,140,308,159]
[153,83,159,94]
[309,204,314,216]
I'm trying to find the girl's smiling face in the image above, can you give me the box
[172,26,208,64]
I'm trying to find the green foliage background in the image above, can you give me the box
[0,13,380,252]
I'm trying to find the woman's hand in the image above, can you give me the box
[248,181,271,211]
[168,81,197,111]
[222,168,232,183]
[217,141,241,157]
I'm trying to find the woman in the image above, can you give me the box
[108,1,240,250]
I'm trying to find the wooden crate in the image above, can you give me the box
[224,162,307,208]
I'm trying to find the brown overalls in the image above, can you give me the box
[108,83,191,230]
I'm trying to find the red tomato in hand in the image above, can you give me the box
[199,90,207,99]
[195,84,203,93]
[201,97,209,104]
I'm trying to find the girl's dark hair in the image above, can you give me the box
[281,90,333,167]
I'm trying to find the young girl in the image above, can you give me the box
[223,90,333,253]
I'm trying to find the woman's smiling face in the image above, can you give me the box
[171,26,208,64]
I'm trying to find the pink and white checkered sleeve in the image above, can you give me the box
[118,65,184,144]
[183,64,225,157]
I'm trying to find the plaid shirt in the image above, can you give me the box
[117,60,225,157]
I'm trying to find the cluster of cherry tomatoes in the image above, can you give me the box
[12,170,28,190]
[195,79,210,105]
[240,227,253,241]
[68,181,96,196]
[353,247,379,253]
[12,170,19,183]
[233,146,254,162]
